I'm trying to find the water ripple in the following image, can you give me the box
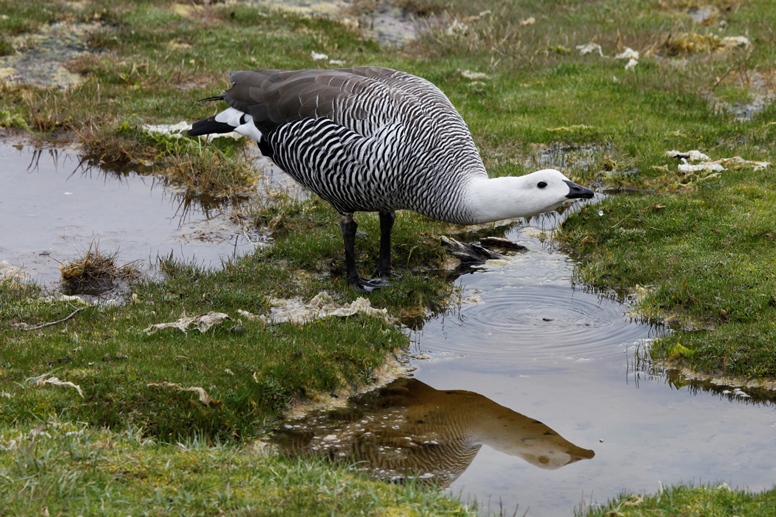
[414,253,656,368]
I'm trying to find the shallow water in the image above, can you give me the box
[0,140,258,288]
[276,220,776,515]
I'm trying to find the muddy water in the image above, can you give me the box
[275,218,776,515]
[0,140,259,288]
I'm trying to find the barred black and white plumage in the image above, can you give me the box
[188,66,594,292]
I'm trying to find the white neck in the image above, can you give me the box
[465,175,567,224]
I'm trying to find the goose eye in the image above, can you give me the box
[537,181,548,189]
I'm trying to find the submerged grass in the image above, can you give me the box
[2,0,776,514]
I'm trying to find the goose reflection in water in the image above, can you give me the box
[273,378,594,485]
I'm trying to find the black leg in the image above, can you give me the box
[340,213,390,293]
[375,211,394,278]
[373,211,402,279]
[340,213,360,284]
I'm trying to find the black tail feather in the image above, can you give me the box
[188,117,236,137]
[197,95,225,103]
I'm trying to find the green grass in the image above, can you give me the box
[0,202,460,511]
[0,236,448,441]
[0,420,471,516]
[2,0,776,514]
[558,135,776,379]
[579,483,776,517]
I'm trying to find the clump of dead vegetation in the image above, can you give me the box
[163,149,259,199]
[655,31,750,56]
[58,242,141,295]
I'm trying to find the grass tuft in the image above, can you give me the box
[578,482,776,517]
[58,241,141,296]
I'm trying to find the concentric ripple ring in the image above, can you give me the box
[415,254,656,367]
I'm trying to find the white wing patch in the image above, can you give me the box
[215,107,264,142]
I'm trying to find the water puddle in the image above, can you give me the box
[0,139,259,289]
[275,218,776,515]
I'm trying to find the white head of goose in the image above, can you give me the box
[188,67,594,292]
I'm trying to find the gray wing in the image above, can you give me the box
[222,67,458,140]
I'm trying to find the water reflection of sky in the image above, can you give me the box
[0,141,258,287]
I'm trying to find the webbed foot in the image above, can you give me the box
[372,267,403,281]
[351,275,392,293]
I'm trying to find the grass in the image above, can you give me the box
[560,168,776,378]
[578,483,776,517]
[0,420,471,516]
[2,0,776,514]
[57,240,141,295]
[1,233,448,440]
[1,203,461,511]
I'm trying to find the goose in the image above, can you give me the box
[188,67,594,292]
